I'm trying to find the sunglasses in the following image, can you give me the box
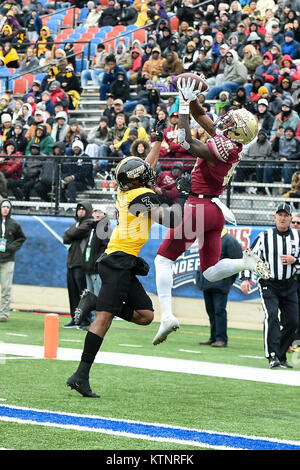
[291,221,300,224]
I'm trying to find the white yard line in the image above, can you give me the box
[1,342,300,386]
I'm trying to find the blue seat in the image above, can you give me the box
[125,24,138,31]
[79,7,89,22]
[67,33,81,41]
[34,73,47,83]
[75,58,88,73]
[99,26,113,34]
[74,26,87,35]
[83,43,96,58]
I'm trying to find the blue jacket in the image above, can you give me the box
[281,39,300,59]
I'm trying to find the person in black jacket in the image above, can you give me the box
[109,72,130,103]
[0,199,26,322]
[197,229,243,347]
[63,201,95,328]
[74,208,112,328]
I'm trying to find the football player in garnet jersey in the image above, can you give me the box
[153,75,271,346]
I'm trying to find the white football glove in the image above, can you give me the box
[177,75,207,103]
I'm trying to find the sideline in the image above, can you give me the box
[1,343,300,387]
[1,404,300,450]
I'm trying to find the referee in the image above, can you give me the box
[241,203,300,369]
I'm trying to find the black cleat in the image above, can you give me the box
[74,289,97,326]
[269,353,280,369]
[280,360,293,369]
[66,374,100,398]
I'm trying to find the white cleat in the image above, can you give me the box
[243,248,271,280]
[152,317,180,345]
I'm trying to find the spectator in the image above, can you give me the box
[0,112,13,143]
[62,201,94,329]
[85,2,103,27]
[130,137,151,159]
[127,47,143,83]
[11,28,30,56]
[99,54,128,101]
[281,30,300,59]
[86,116,112,173]
[205,49,248,99]
[270,98,300,141]
[25,109,52,141]
[108,112,127,154]
[24,80,42,103]
[254,98,275,137]
[9,141,43,201]
[48,80,69,109]
[161,50,183,77]
[154,161,183,205]
[81,43,107,91]
[6,120,28,153]
[109,71,130,103]
[51,110,68,142]
[205,43,229,87]
[56,64,81,110]
[242,44,263,75]
[0,199,26,322]
[265,126,300,184]
[115,126,139,158]
[102,93,116,128]
[270,21,285,44]
[36,25,54,58]
[41,90,55,117]
[33,141,62,202]
[0,24,14,44]
[230,86,256,113]
[114,115,149,151]
[131,104,151,133]
[117,0,138,25]
[159,110,194,171]
[64,119,88,154]
[141,47,164,85]
[60,140,94,203]
[123,79,160,115]
[26,123,54,156]
[234,128,272,193]
[0,41,19,69]
[20,102,33,129]
[252,51,280,93]
[0,139,23,188]
[25,8,42,41]
[269,43,283,67]
[115,41,131,71]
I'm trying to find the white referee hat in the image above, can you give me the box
[276,203,292,215]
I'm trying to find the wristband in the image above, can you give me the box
[179,100,190,115]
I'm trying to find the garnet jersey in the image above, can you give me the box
[191,134,242,196]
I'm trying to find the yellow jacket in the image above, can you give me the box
[114,125,149,149]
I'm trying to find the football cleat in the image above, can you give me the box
[74,289,97,325]
[152,316,180,345]
[66,373,100,398]
[269,353,280,369]
[243,248,271,280]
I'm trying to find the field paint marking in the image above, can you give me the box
[240,355,265,360]
[1,404,300,450]
[6,333,27,337]
[1,342,300,387]
[118,344,143,348]
[179,349,201,354]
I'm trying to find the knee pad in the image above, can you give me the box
[154,254,173,270]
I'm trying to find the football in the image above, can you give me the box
[173,73,208,93]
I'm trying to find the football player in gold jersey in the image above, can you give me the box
[67,120,183,397]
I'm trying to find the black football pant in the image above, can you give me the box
[67,266,87,321]
[259,278,298,361]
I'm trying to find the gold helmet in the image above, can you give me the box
[216,109,258,145]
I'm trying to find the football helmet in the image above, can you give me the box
[215,109,258,145]
[115,157,156,190]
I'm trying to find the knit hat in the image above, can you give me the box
[1,113,11,123]
[257,98,269,107]
[72,140,84,150]
[285,30,295,38]
[258,86,269,96]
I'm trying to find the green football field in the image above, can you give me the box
[1,311,300,451]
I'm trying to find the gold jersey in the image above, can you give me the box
[106,186,159,257]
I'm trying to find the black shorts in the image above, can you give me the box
[96,253,153,319]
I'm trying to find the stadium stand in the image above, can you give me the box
[0,0,300,225]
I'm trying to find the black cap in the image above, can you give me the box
[276,203,292,215]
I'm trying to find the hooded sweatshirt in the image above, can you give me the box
[223,49,248,84]
[0,198,26,263]
[255,51,280,84]
[63,201,94,269]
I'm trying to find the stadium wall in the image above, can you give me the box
[10,216,266,330]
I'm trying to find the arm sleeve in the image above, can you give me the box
[128,192,160,216]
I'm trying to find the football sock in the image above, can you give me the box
[203,258,245,282]
[76,331,103,379]
[155,255,174,321]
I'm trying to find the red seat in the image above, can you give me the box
[13,77,29,94]
[133,29,146,43]
[104,39,115,52]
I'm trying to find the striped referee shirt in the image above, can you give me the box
[245,227,300,281]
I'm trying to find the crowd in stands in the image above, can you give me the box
[0,0,300,204]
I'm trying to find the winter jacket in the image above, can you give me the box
[272,134,300,160]
[83,215,112,274]
[271,110,300,137]
[0,198,26,263]
[223,49,248,84]
[63,201,94,269]
[254,51,280,84]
